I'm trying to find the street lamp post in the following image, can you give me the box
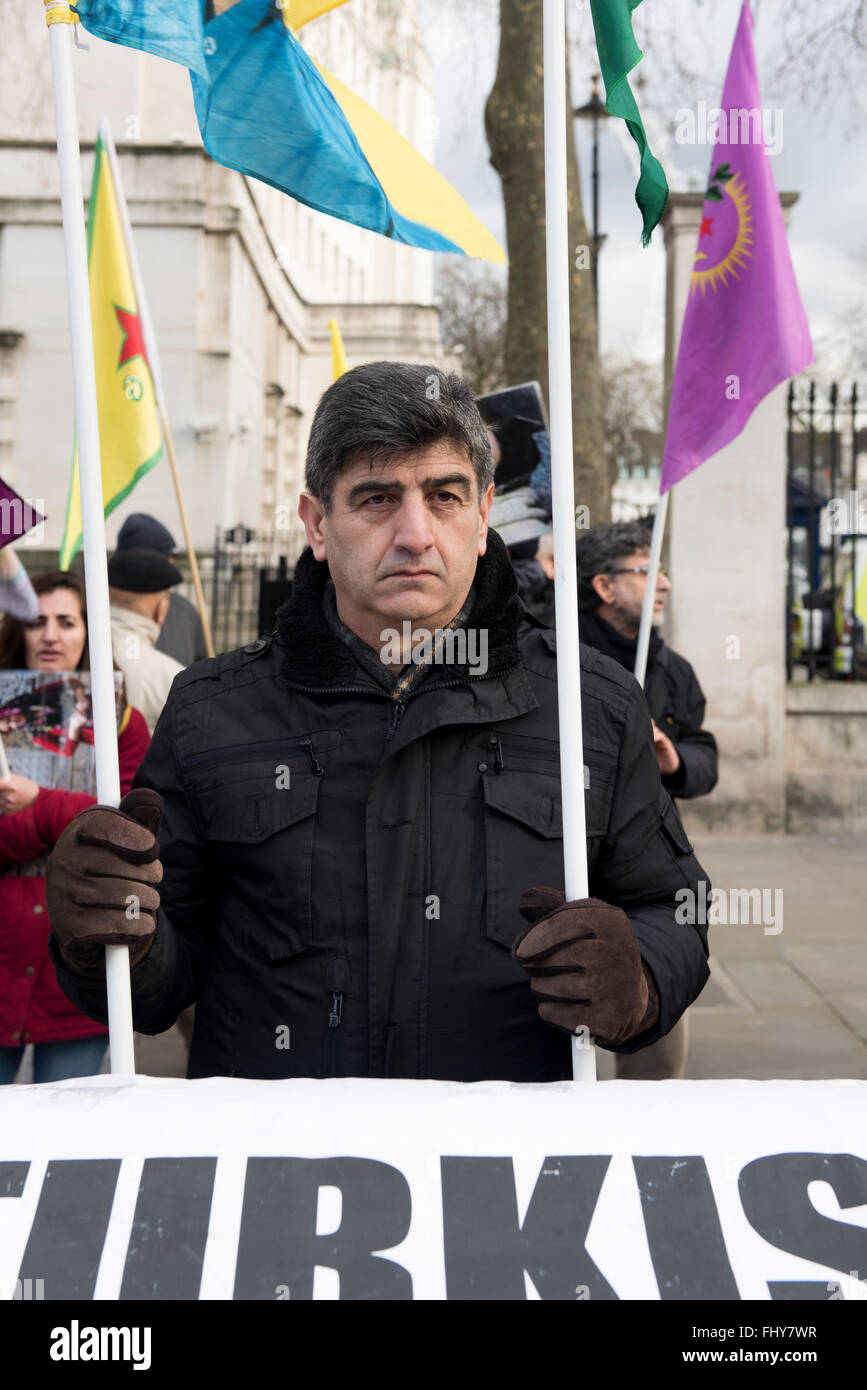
[574,72,609,330]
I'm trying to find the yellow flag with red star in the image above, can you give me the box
[59,130,162,570]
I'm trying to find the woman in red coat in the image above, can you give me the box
[0,570,150,1083]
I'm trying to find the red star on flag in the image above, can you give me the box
[115,305,149,370]
[699,216,714,240]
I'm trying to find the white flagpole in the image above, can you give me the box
[44,1,136,1074]
[543,0,595,1082]
[633,490,669,688]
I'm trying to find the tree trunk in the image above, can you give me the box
[485,0,609,524]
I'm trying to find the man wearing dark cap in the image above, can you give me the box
[116,514,208,668]
[108,547,184,735]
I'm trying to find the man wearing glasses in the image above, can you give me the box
[576,521,718,1084]
[576,522,718,801]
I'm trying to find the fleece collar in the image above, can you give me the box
[274,529,523,691]
[579,607,664,670]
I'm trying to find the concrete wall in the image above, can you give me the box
[663,193,799,838]
[785,684,867,833]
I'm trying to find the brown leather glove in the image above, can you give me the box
[45,788,164,978]
[514,886,660,1046]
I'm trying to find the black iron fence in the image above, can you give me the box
[208,527,295,654]
[168,529,295,655]
[786,380,866,681]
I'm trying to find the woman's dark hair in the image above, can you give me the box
[0,570,89,671]
[305,361,495,511]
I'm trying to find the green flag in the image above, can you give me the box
[590,0,669,245]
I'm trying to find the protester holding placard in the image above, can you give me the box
[0,571,149,1084]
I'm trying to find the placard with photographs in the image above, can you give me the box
[0,670,124,796]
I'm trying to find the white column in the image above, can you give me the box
[662,192,800,837]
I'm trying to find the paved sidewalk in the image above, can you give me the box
[124,834,867,1082]
[683,833,867,1080]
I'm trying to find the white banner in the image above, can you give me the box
[1,1076,866,1301]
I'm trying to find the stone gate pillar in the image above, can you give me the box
[661,191,801,836]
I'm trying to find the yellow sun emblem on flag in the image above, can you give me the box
[691,171,753,295]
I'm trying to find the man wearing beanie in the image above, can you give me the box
[115,514,208,668]
[108,548,184,734]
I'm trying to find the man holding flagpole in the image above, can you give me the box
[45,362,711,1083]
[38,0,684,1078]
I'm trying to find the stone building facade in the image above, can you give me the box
[0,1,448,567]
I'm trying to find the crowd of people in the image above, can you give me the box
[0,362,717,1086]
[0,517,205,1083]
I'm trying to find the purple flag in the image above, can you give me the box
[661,1,813,493]
[0,475,45,547]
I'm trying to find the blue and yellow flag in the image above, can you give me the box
[73,0,504,261]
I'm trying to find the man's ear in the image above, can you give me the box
[591,572,615,607]
[154,593,170,627]
[298,492,328,561]
[477,481,495,555]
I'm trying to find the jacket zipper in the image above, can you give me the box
[182,737,329,770]
[489,733,505,772]
[386,699,406,742]
[326,956,349,1075]
[326,991,343,1075]
[283,665,519,703]
[283,668,521,744]
[495,733,561,762]
[300,736,325,776]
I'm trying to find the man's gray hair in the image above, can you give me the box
[305,361,494,511]
[576,520,654,610]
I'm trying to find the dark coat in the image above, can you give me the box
[578,610,719,801]
[156,591,208,668]
[51,535,710,1082]
[510,557,556,629]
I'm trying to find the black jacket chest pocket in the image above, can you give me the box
[482,770,566,949]
[194,765,321,958]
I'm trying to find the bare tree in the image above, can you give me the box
[599,352,664,488]
[436,259,508,395]
[486,0,609,522]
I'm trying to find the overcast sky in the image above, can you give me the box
[416,0,867,373]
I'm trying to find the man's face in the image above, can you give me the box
[298,441,493,645]
[593,548,672,633]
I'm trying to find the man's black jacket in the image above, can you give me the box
[578,609,719,801]
[52,534,710,1082]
